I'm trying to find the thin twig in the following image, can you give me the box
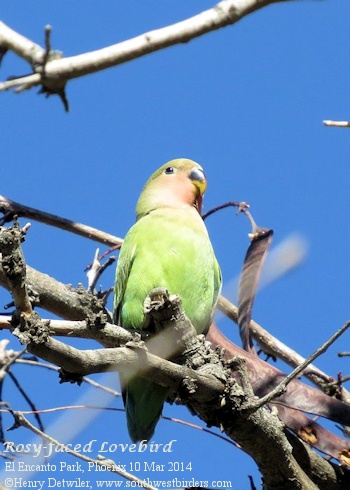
[323,120,350,128]
[0,195,123,247]
[86,248,116,293]
[86,248,101,292]
[162,415,239,448]
[0,404,123,415]
[42,24,52,71]
[7,371,45,432]
[0,347,26,381]
[14,358,121,396]
[0,73,41,91]
[8,410,157,490]
[0,404,238,448]
[202,201,249,220]
[249,321,350,411]
[217,296,341,391]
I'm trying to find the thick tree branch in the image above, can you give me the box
[0,198,338,395]
[0,261,110,321]
[0,211,348,408]
[1,226,348,487]
[0,315,124,346]
[2,310,350,481]
[0,225,318,490]
[0,0,287,94]
[4,312,350,432]
[12,299,317,490]
[2,195,340,397]
[286,431,350,490]
[0,211,348,405]
[0,221,32,316]
[0,22,45,66]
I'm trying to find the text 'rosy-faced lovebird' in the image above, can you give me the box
[113,158,222,442]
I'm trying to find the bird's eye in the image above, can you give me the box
[164,166,175,175]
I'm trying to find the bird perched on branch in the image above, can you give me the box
[114,158,221,442]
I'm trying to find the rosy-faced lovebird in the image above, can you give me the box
[114,158,221,442]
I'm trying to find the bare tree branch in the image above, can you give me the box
[0,315,138,349]
[323,120,350,128]
[0,221,319,489]
[0,209,349,404]
[218,295,350,400]
[0,195,123,247]
[0,221,33,316]
[1,225,349,487]
[285,431,350,490]
[0,21,45,65]
[0,262,107,321]
[249,321,350,411]
[12,306,318,489]
[0,1,348,487]
[8,410,157,490]
[0,0,287,95]
[1,209,349,412]
[0,198,338,395]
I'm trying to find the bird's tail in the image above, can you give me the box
[122,376,168,442]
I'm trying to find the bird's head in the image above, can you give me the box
[136,158,207,219]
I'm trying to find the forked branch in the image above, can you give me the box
[0,0,287,104]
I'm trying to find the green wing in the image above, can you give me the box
[113,235,136,326]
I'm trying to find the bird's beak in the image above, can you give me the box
[189,168,207,196]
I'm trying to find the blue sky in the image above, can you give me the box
[1,1,350,488]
